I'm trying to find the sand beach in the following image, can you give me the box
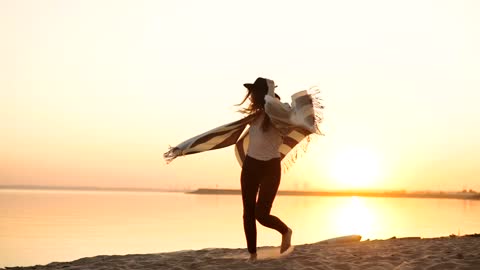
[3,234,480,270]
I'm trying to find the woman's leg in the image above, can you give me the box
[240,156,260,254]
[255,158,292,253]
[255,158,289,235]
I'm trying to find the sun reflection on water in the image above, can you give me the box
[332,196,376,239]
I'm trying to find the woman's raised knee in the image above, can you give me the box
[255,205,269,224]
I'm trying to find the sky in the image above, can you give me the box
[1,0,479,192]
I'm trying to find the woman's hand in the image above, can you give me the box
[266,79,276,97]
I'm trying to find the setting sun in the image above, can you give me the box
[330,147,382,189]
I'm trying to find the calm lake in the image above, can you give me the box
[1,189,479,267]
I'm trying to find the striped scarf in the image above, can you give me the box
[164,89,323,170]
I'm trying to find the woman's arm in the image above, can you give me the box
[265,101,293,135]
[265,96,291,122]
[265,79,291,122]
[264,96,295,135]
[264,79,295,134]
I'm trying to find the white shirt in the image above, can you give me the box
[246,113,283,161]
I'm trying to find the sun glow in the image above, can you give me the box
[330,147,382,189]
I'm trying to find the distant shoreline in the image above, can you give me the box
[0,185,181,193]
[1,185,479,200]
[189,188,480,200]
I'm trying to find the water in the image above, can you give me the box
[1,189,479,267]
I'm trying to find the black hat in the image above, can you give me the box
[243,77,268,91]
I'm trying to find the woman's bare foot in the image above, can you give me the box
[248,253,257,262]
[280,228,292,253]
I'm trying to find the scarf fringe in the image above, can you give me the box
[163,146,182,164]
[308,87,325,136]
[281,134,315,173]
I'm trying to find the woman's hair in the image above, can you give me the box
[237,86,280,132]
[237,88,267,115]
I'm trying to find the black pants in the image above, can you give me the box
[240,155,289,254]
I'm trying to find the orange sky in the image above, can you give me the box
[1,0,480,191]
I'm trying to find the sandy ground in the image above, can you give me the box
[3,235,480,270]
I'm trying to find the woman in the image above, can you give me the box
[164,77,323,260]
[238,77,293,260]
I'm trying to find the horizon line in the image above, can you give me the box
[0,184,186,193]
[0,184,477,194]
